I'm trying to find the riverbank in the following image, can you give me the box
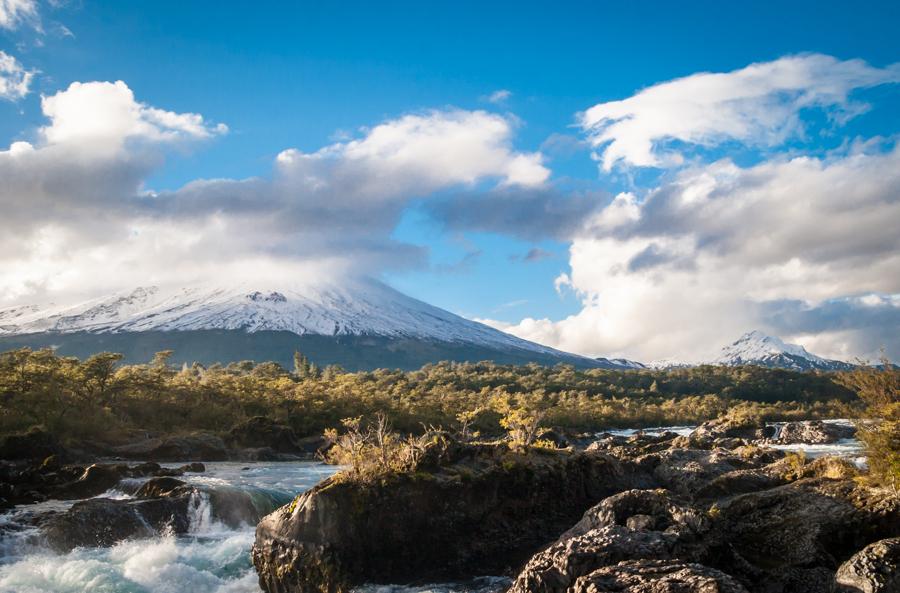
[253,417,896,593]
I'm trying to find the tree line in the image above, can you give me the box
[0,347,858,444]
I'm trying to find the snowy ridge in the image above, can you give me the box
[596,357,647,370]
[712,330,853,371]
[0,279,584,359]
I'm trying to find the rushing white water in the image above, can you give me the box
[603,420,865,462]
[0,462,337,593]
[603,425,696,438]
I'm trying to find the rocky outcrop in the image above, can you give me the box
[510,489,713,593]
[42,479,264,552]
[689,415,774,443]
[227,417,308,455]
[252,445,641,593]
[42,490,196,551]
[112,432,229,461]
[705,479,889,590]
[250,418,890,593]
[0,427,67,461]
[835,537,900,593]
[770,420,856,445]
[0,459,206,507]
[572,560,749,593]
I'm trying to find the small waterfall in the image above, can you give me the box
[187,490,215,534]
[770,422,785,441]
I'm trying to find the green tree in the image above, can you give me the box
[838,358,899,490]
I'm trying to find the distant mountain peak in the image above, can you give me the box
[713,330,852,371]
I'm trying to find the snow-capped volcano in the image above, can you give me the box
[712,330,854,371]
[0,279,619,370]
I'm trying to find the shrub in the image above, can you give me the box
[322,413,444,483]
[838,359,899,490]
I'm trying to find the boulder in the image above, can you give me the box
[835,537,900,593]
[510,490,713,593]
[43,480,267,552]
[235,447,306,462]
[0,428,66,461]
[772,420,856,445]
[708,478,900,591]
[252,445,640,593]
[42,493,194,551]
[511,526,683,593]
[690,416,773,442]
[587,432,680,459]
[560,489,709,541]
[134,476,187,498]
[572,560,749,593]
[112,432,228,461]
[227,417,303,454]
[53,463,127,499]
[633,448,759,498]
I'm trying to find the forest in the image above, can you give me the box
[0,347,858,444]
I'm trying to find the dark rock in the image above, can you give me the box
[40,454,62,471]
[708,478,900,591]
[561,489,709,541]
[572,560,749,593]
[53,463,126,499]
[537,430,570,449]
[690,416,773,442]
[771,420,856,445]
[135,476,188,498]
[587,432,680,459]
[511,526,683,593]
[42,479,266,552]
[227,417,303,454]
[41,493,194,551]
[0,428,66,461]
[835,537,900,593]
[625,515,655,531]
[112,432,228,461]
[129,461,162,475]
[235,447,303,462]
[510,490,712,593]
[634,448,755,497]
[252,445,639,593]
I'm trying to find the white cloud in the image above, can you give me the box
[0,87,549,303]
[276,110,547,198]
[0,50,34,100]
[492,146,900,361]
[581,54,900,170]
[39,81,227,156]
[0,0,37,30]
[485,89,512,104]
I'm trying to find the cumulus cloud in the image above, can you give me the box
[39,81,227,155]
[581,54,900,170]
[0,51,34,100]
[0,0,37,30]
[0,84,548,302]
[490,145,900,361]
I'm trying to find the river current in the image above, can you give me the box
[0,422,863,593]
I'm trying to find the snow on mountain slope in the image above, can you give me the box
[596,357,647,369]
[0,279,580,358]
[713,330,854,371]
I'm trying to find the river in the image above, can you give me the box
[0,422,864,593]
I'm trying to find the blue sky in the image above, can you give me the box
[1,1,898,361]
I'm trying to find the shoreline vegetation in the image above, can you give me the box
[0,347,860,448]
